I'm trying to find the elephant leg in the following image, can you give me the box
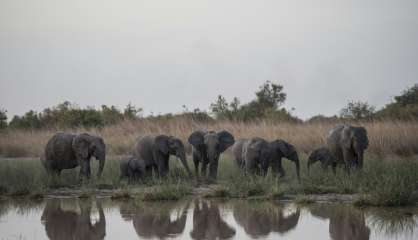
[144,166,153,179]
[331,162,337,175]
[201,162,208,177]
[342,150,353,175]
[193,158,200,178]
[261,165,269,177]
[277,162,286,178]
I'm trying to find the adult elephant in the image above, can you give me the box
[133,135,192,178]
[327,125,369,172]
[41,133,106,179]
[41,199,106,240]
[188,130,235,181]
[233,138,300,181]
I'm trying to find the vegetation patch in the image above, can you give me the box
[204,187,231,199]
[140,184,192,201]
[294,195,316,205]
[111,191,133,200]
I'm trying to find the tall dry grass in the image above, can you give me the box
[0,118,417,157]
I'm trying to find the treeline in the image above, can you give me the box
[0,82,417,130]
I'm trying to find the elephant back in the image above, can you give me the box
[45,133,78,170]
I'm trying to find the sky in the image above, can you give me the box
[1,0,417,119]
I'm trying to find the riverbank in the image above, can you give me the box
[1,155,417,207]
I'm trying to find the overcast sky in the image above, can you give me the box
[1,0,417,119]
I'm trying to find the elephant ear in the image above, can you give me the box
[188,131,205,148]
[355,127,369,149]
[72,134,92,159]
[271,139,295,158]
[217,130,235,153]
[155,135,170,155]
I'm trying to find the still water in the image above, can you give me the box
[0,197,417,240]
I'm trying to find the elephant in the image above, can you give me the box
[120,201,188,238]
[309,204,370,240]
[307,147,337,174]
[41,198,106,240]
[188,130,235,181]
[233,201,300,238]
[41,133,106,179]
[190,200,236,240]
[133,135,192,178]
[327,124,369,173]
[232,137,300,181]
[119,155,145,182]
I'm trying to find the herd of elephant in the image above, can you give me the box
[40,124,369,182]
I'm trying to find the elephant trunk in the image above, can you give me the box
[97,152,106,178]
[356,150,364,170]
[307,157,316,175]
[294,155,301,183]
[178,151,192,178]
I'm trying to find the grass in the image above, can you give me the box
[1,119,418,158]
[0,154,417,206]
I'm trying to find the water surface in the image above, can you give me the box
[0,197,417,239]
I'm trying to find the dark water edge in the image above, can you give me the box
[0,197,417,240]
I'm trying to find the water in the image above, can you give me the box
[0,197,417,240]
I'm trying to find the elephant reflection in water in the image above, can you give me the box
[309,204,370,240]
[41,199,106,240]
[119,201,188,239]
[190,200,236,240]
[233,201,300,237]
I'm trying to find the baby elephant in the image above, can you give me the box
[307,147,336,174]
[120,155,145,182]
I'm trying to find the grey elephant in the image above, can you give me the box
[188,130,235,181]
[119,155,145,182]
[41,198,106,240]
[307,147,337,174]
[133,135,192,178]
[327,124,369,173]
[232,138,300,181]
[41,133,106,179]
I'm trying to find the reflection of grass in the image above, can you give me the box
[0,156,417,206]
[367,208,418,237]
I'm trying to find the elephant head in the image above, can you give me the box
[72,133,106,178]
[342,126,369,169]
[307,147,334,174]
[188,130,235,180]
[269,139,300,181]
[155,135,192,177]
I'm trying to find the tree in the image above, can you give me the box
[340,101,375,120]
[9,110,41,129]
[394,84,418,106]
[123,103,142,119]
[375,84,418,120]
[209,95,230,120]
[0,109,7,129]
[254,80,286,110]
